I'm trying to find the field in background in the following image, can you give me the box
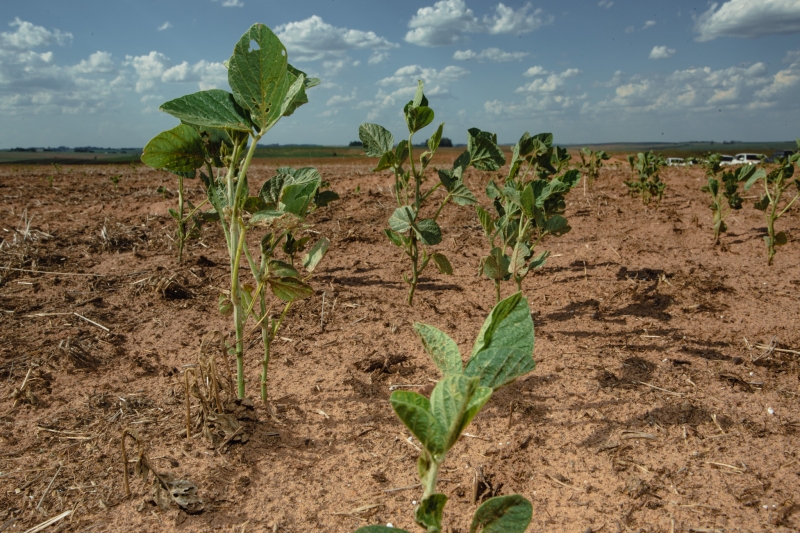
[2,141,795,166]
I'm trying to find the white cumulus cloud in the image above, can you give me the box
[598,0,614,8]
[516,68,580,93]
[695,0,800,41]
[158,22,172,31]
[0,17,72,51]
[453,47,528,62]
[649,46,676,59]
[405,0,552,47]
[275,16,397,62]
[213,0,244,7]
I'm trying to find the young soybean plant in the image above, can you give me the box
[624,151,666,206]
[358,82,504,305]
[476,132,579,303]
[140,24,335,404]
[578,146,610,193]
[744,142,800,265]
[355,293,535,533]
[701,154,756,245]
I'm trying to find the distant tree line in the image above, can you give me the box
[348,138,453,148]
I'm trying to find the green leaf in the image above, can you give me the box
[528,250,549,270]
[355,526,408,533]
[774,231,788,246]
[543,215,569,235]
[428,123,444,153]
[267,260,299,278]
[412,80,429,107]
[560,169,582,189]
[509,241,530,277]
[520,183,535,217]
[390,391,446,457]
[141,124,205,173]
[476,206,496,238]
[431,252,453,275]
[268,276,314,302]
[406,106,434,134]
[415,494,447,532]
[416,219,442,246]
[373,151,396,172]
[259,173,285,205]
[227,23,290,131]
[468,129,506,171]
[430,374,480,450]
[243,196,268,214]
[384,228,405,247]
[395,140,410,167]
[281,64,315,117]
[451,182,478,206]
[482,248,510,281]
[280,167,321,216]
[753,195,770,211]
[359,123,394,157]
[389,206,416,233]
[302,237,329,273]
[465,293,535,390]
[414,323,462,377]
[744,168,767,190]
[470,495,533,533]
[160,90,253,132]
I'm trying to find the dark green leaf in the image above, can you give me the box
[302,237,329,273]
[227,23,290,131]
[415,219,442,246]
[160,90,253,132]
[373,151,396,172]
[259,174,285,205]
[451,182,478,206]
[359,123,394,157]
[406,105,434,134]
[414,323,462,377]
[314,190,339,208]
[543,215,569,235]
[431,252,453,275]
[415,494,447,533]
[775,231,788,246]
[470,495,533,533]
[744,168,766,190]
[389,391,446,457]
[468,129,506,171]
[141,124,205,173]
[243,196,268,214]
[395,140,410,166]
[520,183,535,217]
[528,250,549,270]
[482,248,510,281]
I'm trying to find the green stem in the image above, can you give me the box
[407,235,419,305]
[422,457,441,499]
[432,193,451,222]
[777,191,799,219]
[494,280,501,305]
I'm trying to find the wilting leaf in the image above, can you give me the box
[268,276,314,302]
[302,237,330,273]
[431,252,453,275]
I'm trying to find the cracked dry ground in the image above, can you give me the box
[0,159,799,533]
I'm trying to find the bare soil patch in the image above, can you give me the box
[1,161,799,532]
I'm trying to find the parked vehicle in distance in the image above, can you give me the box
[731,153,765,165]
[718,154,736,166]
[666,157,685,166]
[769,150,797,163]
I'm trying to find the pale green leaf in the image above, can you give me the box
[359,123,394,157]
[302,237,329,273]
[431,252,453,275]
[268,276,314,302]
[414,323,462,376]
[389,206,416,233]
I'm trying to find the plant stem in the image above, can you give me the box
[407,234,419,305]
[422,457,441,499]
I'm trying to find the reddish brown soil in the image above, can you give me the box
[1,160,799,533]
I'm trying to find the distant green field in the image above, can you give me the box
[2,141,796,165]
[568,141,798,159]
[0,150,142,165]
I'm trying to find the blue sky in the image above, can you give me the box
[2,0,800,147]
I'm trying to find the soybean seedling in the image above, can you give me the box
[578,146,610,194]
[355,293,535,533]
[476,132,579,303]
[358,81,504,304]
[744,141,800,265]
[109,174,121,189]
[141,24,337,404]
[624,151,666,206]
[701,154,756,245]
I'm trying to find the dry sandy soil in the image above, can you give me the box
[1,158,799,533]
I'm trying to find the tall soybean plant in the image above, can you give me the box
[140,24,337,405]
[358,81,505,305]
[476,132,579,303]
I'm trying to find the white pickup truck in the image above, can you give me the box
[729,153,765,165]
